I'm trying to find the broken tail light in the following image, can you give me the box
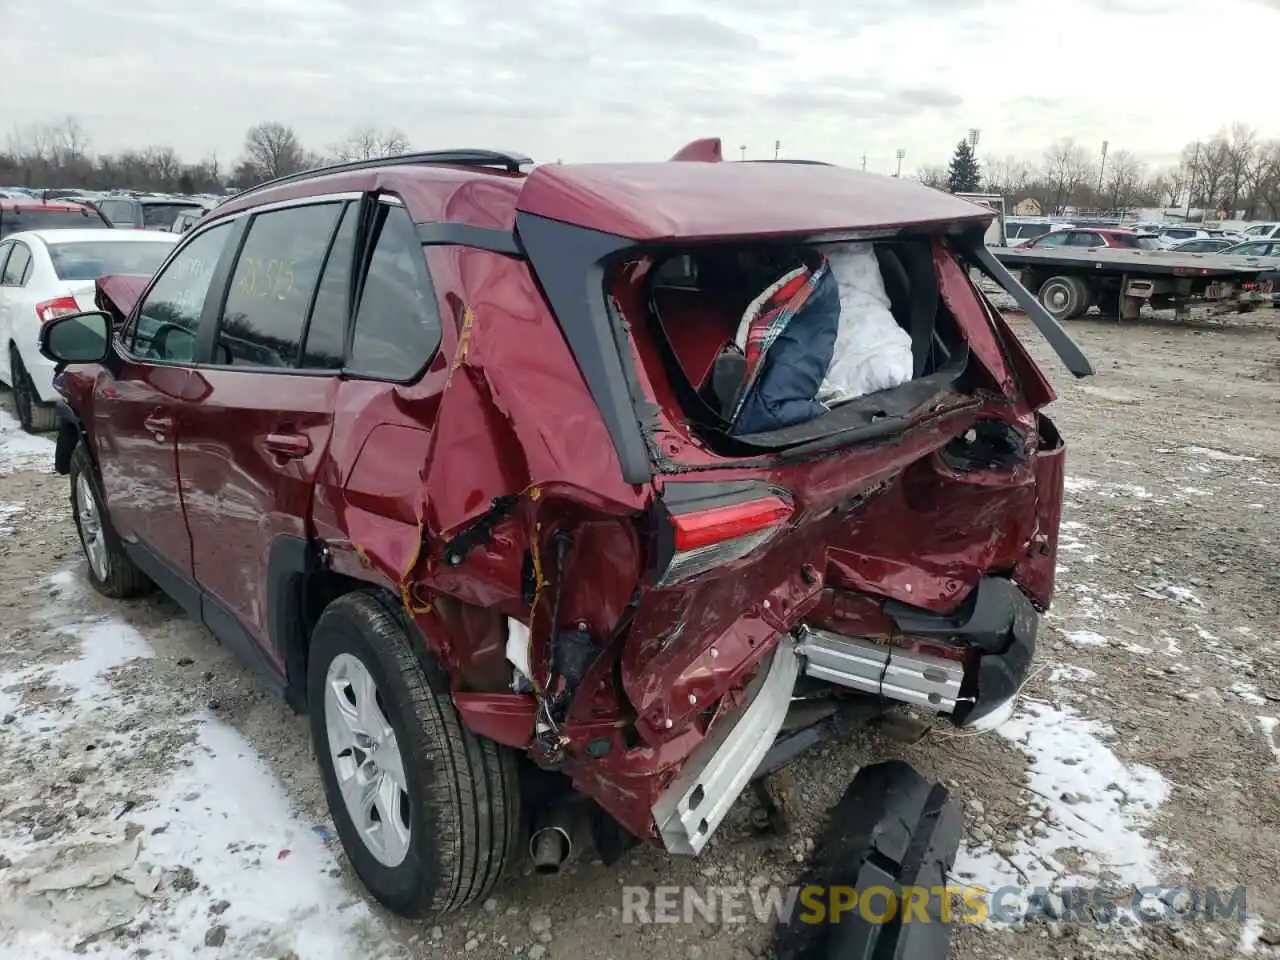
[35,296,82,323]
[654,481,794,586]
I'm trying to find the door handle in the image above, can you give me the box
[264,432,312,458]
[143,412,172,439]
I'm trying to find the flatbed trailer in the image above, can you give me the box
[990,245,1275,321]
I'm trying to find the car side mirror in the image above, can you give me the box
[39,310,111,365]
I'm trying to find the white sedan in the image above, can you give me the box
[0,229,177,432]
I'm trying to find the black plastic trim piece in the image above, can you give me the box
[121,540,202,618]
[883,576,1035,655]
[514,212,651,484]
[969,242,1094,378]
[417,221,524,257]
[266,536,315,713]
[201,593,288,699]
[53,402,82,475]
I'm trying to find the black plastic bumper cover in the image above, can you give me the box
[774,760,963,960]
[883,576,1038,726]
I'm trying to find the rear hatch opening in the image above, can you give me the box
[609,234,1007,458]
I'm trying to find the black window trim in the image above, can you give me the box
[342,194,445,385]
[1,240,33,287]
[0,241,11,278]
[118,219,243,366]
[192,192,361,376]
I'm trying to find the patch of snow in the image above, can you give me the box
[1179,486,1212,497]
[953,702,1171,923]
[0,408,55,476]
[126,719,374,959]
[1158,636,1183,657]
[1185,445,1258,463]
[0,568,386,958]
[1049,664,1097,684]
[1064,476,1098,493]
[1064,629,1108,647]
[1230,682,1267,706]
[1140,582,1203,607]
[0,500,24,535]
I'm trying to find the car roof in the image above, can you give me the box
[513,161,994,241]
[1,199,93,212]
[212,149,995,243]
[16,228,178,245]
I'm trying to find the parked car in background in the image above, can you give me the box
[1220,239,1280,258]
[97,195,207,231]
[1022,227,1161,250]
[0,199,112,239]
[1004,217,1074,247]
[0,229,176,431]
[170,207,206,234]
[1168,237,1237,254]
[1241,222,1280,240]
[35,146,1083,921]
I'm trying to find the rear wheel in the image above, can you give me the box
[69,443,151,598]
[308,590,521,918]
[10,347,57,433]
[1037,275,1088,321]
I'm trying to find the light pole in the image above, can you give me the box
[1097,140,1109,204]
[739,144,746,161]
[894,149,905,177]
[1185,141,1200,221]
[774,140,780,159]
[968,128,980,151]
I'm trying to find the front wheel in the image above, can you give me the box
[69,443,151,598]
[307,591,522,917]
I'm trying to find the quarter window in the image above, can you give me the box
[131,222,232,363]
[348,202,441,381]
[1,242,32,286]
[214,202,343,368]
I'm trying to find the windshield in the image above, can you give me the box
[1118,235,1162,250]
[1244,225,1272,236]
[0,207,109,239]
[47,240,174,280]
[142,203,203,229]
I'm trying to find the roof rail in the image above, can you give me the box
[231,148,534,202]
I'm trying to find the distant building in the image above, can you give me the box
[1013,197,1042,216]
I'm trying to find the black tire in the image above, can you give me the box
[1037,275,1088,322]
[773,761,963,960]
[11,347,57,433]
[307,590,521,918]
[69,443,151,599]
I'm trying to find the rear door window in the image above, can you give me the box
[213,202,343,368]
[1,242,32,286]
[131,222,233,363]
[99,199,137,225]
[1068,232,1105,247]
[347,200,441,381]
[300,202,359,370]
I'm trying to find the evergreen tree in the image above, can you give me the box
[947,140,981,193]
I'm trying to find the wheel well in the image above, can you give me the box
[276,559,391,714]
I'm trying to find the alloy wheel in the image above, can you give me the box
[74,473,110,582]
[324,652,412,867]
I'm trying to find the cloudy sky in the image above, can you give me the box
[4,0,1279,174]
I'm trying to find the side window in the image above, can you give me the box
[214,202,342,368]
[348,202,441,381]
[0,241,12,279]
[1036,232,1067,247]
[100,199,136,225]
[300,202,359,370]
[1,243,32,286]
[1069,232,1104,247]
[131,222,233,363]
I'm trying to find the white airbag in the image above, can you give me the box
[817,242,914,405]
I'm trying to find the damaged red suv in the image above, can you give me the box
[38,139,1091,917]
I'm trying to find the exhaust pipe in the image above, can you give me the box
[528,805,576,875]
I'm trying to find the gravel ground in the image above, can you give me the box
[0,309,1277,959]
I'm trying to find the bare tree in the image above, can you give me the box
[913,165,948,190]
[1101,150,1146,213]
[329,126,411,163]
[242,121,307,180]
[1184,137,1230,213]
[1043,139,1095,214]
[981,154,1034,199]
